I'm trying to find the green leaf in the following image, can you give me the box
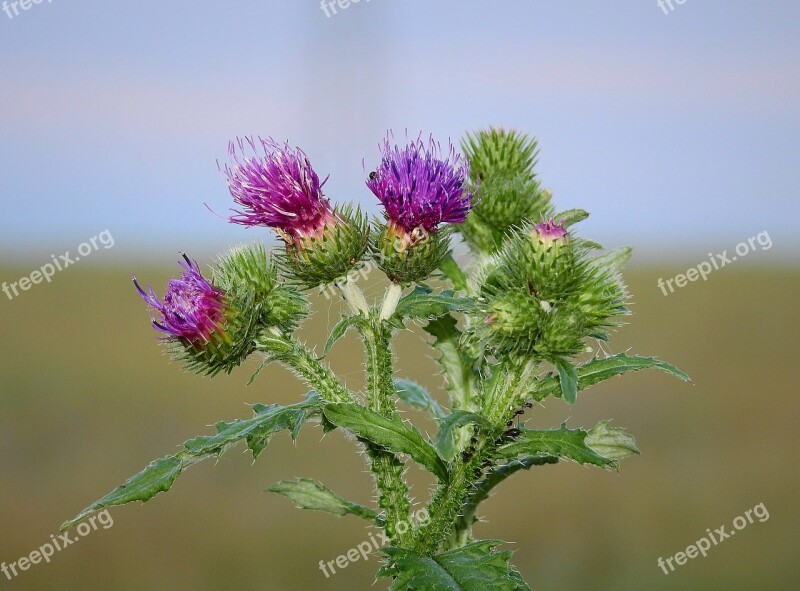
[62,396,323,531]
[552,357,578,404]
[423,315,475,411]
[579,239,604,250]
[61,455,186,533]
[395,379,446,419]
[435,410,492,461]
[497,424,618,469]
[585,421,640,460]
[246,355,271,386]
[268,478,379,522]
[454,456,559,546]
[184,394,321,459]
[323,403,449,482]
[323,315,358,356]
[591,246,633,271]
[532,353,690,401]
[438,252,469,292]
[379,540,531,591]
[554,208,589,227]
[394,285,475,323]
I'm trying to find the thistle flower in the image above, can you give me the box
[368,134,473,236]
[133,248,308,375]
[367,133,474,283]
[133,254,227,343]
[221,137,368,288]
[222,137,336,245]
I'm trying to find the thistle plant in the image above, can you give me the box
[63,128,688,590]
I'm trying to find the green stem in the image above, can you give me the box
[255,331,353,404]
[412,361,534,554]
[412,453,480,554]
[359,314,412,547]
[360,317,396,415]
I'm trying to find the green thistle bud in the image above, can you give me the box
[279,205,370,288]
[215,243,309,333]
[371,222,452,285]
[470,220,628,358]
[459,128,554,253]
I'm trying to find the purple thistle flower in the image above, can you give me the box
[532,219,569,245]
[221,137,335,244]
[367,133,474,235]
[133,254,227,343]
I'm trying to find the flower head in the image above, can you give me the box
[133,254,227,343]
[367,134,474,235]
[532,219,568,246]
[222,137,335,243]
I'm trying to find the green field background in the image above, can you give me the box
[0,263,797,590]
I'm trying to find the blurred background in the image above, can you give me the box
[1,1,798,589]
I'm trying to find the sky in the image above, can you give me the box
[0,0,798,263]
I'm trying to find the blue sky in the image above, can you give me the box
[1,0,798,262]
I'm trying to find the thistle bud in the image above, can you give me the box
[133,246,307,375]
[367,133,474,284]
[458,128,554,253]
[531,219,569,247]
[222,137,368,288]
[470,223,628,359]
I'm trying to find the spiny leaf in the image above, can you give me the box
[423,315,476,411]
[591,246,633,272]
[554,208,589,227]
[531,353,690,401]
[438,252,469,292]
[394,284,475,324]
[246,355,271,386]
[184,394,321,459]
[395,379,446,419]
[458,456,559,536]
[61,455,187,532]
[435,411,492,461]
[323,403,449,482]
[62,396,323,531]
[323,315,359,356]
[379,540,531,591]
[497,424,618,469]
[268,478,379,522]
[552,357,578,404]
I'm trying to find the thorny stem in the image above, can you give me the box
[358,313,412,546]
[412,360,534,554]
[255,329,353,404]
